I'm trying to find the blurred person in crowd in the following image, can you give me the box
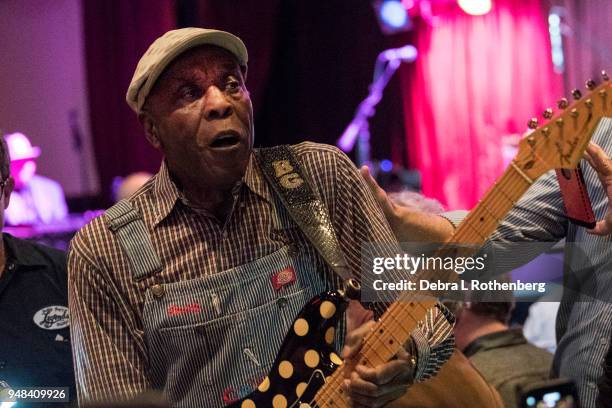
[449,295,553,408]
[112,172,153,202]
[4,132,68,225]
[0,135,76,406]
[388,189,445,214]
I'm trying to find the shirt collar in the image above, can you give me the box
[463,328,527,358]
[3,233,50,268]
[152,161,181,226]
[242,152,273,204]
[152,153,272,226]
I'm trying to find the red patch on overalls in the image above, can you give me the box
[167,303,202,316]
[271,266,296,291]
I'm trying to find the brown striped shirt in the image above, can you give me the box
[68,142,453,403]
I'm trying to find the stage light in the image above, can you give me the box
[401,0,415,10]
[381,1,408,28]
[380,159,393,172]
[548,9,565,73]
[457,0,492,16]
[373,0,412,35]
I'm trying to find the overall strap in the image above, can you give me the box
[255,145,351,289]
[105,199,163,281]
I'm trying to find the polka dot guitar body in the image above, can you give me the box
[227,290,347,408]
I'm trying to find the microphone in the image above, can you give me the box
[378,45,418,62]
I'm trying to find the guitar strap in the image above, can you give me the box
[105,199,163,281]
[255,145,352,291]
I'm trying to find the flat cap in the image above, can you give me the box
[126,27,248,113]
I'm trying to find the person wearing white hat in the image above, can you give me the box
[3,132,68,225]
[67,28,454,408]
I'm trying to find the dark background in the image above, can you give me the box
[83,0,413,205]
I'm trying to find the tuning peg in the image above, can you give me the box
[557,98,569,109]
[527,118,539,129]
[602,70,609,81]
[586,79,597,90]
[543,108,554,119]
[572,89,582,100]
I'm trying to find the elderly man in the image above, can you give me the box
[68,28,454,408]
[0,135,75,407]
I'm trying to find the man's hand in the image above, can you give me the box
[341,321,415,407]
[583,142,612,235]
[360,166,454,242]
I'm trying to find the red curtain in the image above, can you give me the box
[82,0,174,204]
[402,0,562,209]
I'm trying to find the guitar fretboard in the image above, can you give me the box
[314,164,533,407]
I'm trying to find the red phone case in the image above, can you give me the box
[555,166,596,229]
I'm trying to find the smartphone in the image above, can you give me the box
[519,379,580,408]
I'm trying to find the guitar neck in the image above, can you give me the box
[314,164,534,407]
[359,164,534,360]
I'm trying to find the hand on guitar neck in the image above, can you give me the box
[360,166,455,242]
[341,320,416,407]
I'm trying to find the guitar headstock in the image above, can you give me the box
[514,71,612,181]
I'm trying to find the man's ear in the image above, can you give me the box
[139,112,161,149]
[3,177,14,210]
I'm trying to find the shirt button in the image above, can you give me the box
[150,284,165,298]
[0,361,5,369]
[277,297,288,308]
[600,337,609,346]
[588,382,597,389]
[7,264,14,271]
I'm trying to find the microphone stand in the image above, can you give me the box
[338,49,414,166]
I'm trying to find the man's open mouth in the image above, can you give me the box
[210,131,241,148]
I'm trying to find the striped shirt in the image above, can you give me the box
[68,142,454,404]
[443,118,612,408]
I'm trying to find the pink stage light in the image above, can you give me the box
[457,0,492,16]
[401,0,415,10]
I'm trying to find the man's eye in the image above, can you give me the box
[179,85,202,100]
[225,79,241,92]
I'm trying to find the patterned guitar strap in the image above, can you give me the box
[255,145,355,294]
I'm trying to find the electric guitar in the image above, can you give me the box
[228,75,612,408]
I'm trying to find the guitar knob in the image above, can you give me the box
[527,118,539,129]
[602,70,609,81]
[543,108,553,119]
[586,79,597,90]
[557,98,569,109]
[572,89,582,100]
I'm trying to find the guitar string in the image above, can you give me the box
[314,168,528,406]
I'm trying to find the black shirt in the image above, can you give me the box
[0,233,75,407]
